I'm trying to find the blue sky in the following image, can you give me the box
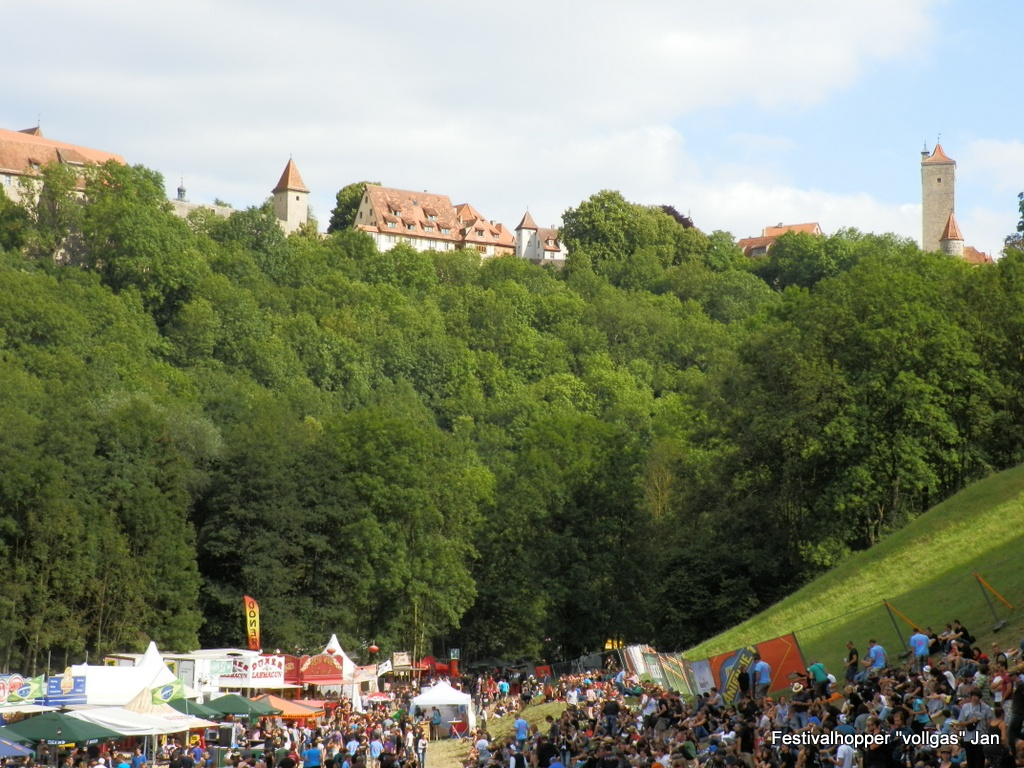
[4,0,1021,256]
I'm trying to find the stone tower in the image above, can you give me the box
[272,158,309,235]
[921,143,955,253]
[939,212,964,257]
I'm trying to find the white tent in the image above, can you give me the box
[72,642,188,707]
[122,687,215,731]
[411,681,475,735]
[68,707,197,736]
[321,635,363,713]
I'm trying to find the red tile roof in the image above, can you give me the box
[922,143,955,164]
[738,222,822,257]
[962,246,993,265]
[0,127,123,177]
[455,203,515,251]
[538,227,562,252]
[360,185,462,244]
[272,159,309,193]
[736,235,774,256]
[517,211,538,230]
[763,222,822,237]
[940,212,963,242]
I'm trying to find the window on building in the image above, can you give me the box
[441,228,451,234]
[407,223,416,230]
[387,221,396,229]
[428,214,437,221]
[424,226,434,232]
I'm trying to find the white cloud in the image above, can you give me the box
[2,0,944,241]
[963,139,1024,193]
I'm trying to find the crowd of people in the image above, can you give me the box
[455,634,1024,768]
[2,631,1023,768]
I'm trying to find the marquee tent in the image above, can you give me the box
[71,642,190,707]
[122,687,215,731]
[68,707,196,737]
[411,682,475,735]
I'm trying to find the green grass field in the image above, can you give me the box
[685,463,1024,670]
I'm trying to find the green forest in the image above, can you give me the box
[1,162,1023,673]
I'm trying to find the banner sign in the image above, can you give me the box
[44,670,87,705]
[658,653,694,697]
[703,633,806,702]
[0,674,29,705]
[640,652,667,688]
[376,660,393,676]
[354,665,377,683]
[393,652,411,668]
[244,596,260,650]
[218,655,285,686]
[688,659,715,696]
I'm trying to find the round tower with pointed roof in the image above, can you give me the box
[939,212,964,257]
[272,158,309,235]
[921,143,955,253]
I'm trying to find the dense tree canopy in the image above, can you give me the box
[1,161,1022,671]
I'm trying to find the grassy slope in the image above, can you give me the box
[685,463,1024,667]
[427,701,566,768]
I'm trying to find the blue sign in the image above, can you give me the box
[44,674,87,705]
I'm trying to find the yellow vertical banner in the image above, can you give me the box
[244,595,261,650]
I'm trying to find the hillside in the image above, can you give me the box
[685,463,1024,666]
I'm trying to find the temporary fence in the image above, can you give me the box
[621,557,1022,701]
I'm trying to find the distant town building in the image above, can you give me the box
[170,158,309,233]
[920,143,992,263]
[456,202,516,257]
[0,125,123,203]
[737,222,822,258]
[272,158,309,235]
[515,210,568,265]
[354,184,514,256]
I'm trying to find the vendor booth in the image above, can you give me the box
[411,682,475,737]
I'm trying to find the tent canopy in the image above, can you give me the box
[68,708,190,737]
[168,698,220,719]
[410,682,475,734]
[1,712,121,744]
[71,642,187,707]
[205,694,280,717]
[0,735,34,757]
[253,694,322,717]
[122,687,215,731]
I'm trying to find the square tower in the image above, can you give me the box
[272,159,309,235]
[921,143,955,253]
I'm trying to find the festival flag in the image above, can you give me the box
[244,595,261,650]
[376,659,393,676]
[152,679,185,703]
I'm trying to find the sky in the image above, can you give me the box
[4,0,1022,256]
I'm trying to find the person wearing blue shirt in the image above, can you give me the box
[863,639,887,678]
[751,654,771,702]
[909,628,930,672]
[514,715,530,752]
[302,742,323,768]
[368,737,384,768]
